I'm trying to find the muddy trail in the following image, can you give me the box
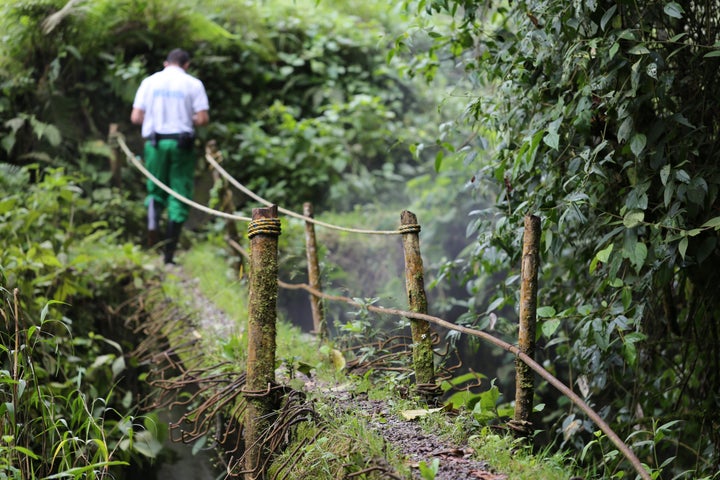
[324,388,508,480]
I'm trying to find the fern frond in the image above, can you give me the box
[0,163,28,189]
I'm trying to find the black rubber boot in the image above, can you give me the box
[147,229,160,248]
[147,199,163,248]
[164,221,184,265]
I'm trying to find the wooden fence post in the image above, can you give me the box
[303,202,327,340]
[513,214,541,435]
[244,205,281,479]
[108,123,122,189]
[400,210,435,390]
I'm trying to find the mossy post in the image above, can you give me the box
[303,202,327,340]
[244,205,280,480]
[513,214,541,434]
[400,210,435,388]
[107,123,122,189]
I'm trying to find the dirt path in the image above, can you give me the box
[320,386,507,480]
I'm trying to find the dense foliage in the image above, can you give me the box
[0,167,163,478]
[0,0,435,216]
[402,0,720,477]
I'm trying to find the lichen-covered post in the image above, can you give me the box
[244,205,280,479]
[303,202,327,341]
[400,210,435,389]
[107,123,122,189]
[513,214,541,435]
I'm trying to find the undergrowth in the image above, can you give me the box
[0,167,165,478]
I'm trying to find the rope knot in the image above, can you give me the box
[248,218,282,239]
[398,223,421,234]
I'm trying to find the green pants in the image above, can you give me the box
[144,139,196,223]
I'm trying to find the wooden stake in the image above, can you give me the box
[108,123,122,189]
[400,210,435,388]
[244,205,280,480]
[303,202,327,340]
[513,214,541,433]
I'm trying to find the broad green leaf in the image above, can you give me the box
[623,210,644,228]
[0,197,17,215]
[112,356,126,378]
[630,133,646,157]
[660,164,671,185]
[626,185,649,210]
[543,131,560,150]
[597,244,613,262]
[664,183,674,207]
[131,430,164,458]
[591,244,613,273]
[419,459,440,480]
[663,2,684,19]
[544,228,553,253]
[675,169,691,183]
[42,124,62,146]
[704,50,720,58]
[1,134,15,154]
[39,253,63,267]
[678,237,689,260]
[542,318,561,337]
[627,241,648,272]
[623,341,638,366]
[5,117,25,132]
[434,150,443,171]
[537,306,556,317]
[617,117,633,143]
[609,42,619,59]
[672,113,695,128]
[477,384,500,414]
[669,33,687,42]
[624,332,647,344]
[628,44,650,55]
[600,5,617,31]
[701,216,720,229]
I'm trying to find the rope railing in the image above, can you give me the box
[203,148,406,235]
[115,130,410,235]
[113,133,252,223]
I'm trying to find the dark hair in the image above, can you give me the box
[166,48,190,66]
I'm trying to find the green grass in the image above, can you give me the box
[268,402,413,480]
[468,430,575,480]
[177,239,324,367]
[178,241,248,322]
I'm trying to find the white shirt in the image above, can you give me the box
[132,65,209,138]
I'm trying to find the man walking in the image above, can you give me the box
[131,48,209,264]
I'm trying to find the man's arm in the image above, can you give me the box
[131,108,145,125]
[193,110,209,127]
